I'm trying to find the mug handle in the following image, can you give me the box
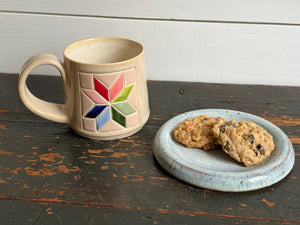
[18,53,69,123]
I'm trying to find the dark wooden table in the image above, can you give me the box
[0,74,299,225]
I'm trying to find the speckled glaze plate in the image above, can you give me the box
[153,109,295,192]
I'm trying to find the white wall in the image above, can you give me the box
[1,1,300,86]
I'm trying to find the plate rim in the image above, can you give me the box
[153,109,295,192]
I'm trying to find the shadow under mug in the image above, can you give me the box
[18,37,150,140]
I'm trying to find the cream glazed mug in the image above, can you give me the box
[18,37,150,140]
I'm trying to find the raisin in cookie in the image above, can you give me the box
[174,115,225,150]
[213,120,275,166]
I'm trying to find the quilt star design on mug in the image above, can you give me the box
[79,68,139,132]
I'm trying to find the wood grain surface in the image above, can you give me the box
[0,74,299,224]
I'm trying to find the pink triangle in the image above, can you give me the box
[94,71,122,88]
[100,120,124,132]
[81,91,95,116]
[127,85,137,109]
[124,68,136,85]
[126,112,139,128]
[82,89,108,104]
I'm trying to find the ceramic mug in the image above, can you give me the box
[18,37,150,140]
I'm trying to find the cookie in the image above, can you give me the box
[213,120,275,166]
[174,115,225,150]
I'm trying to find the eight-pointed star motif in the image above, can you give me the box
[80,69,138,132]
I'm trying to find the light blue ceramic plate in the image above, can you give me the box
[153,109,295,192]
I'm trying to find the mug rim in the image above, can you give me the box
[63,37,144,66]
